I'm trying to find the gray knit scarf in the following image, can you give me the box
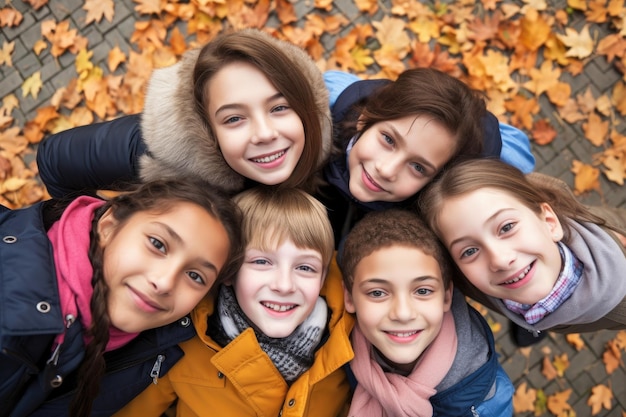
[207,285,328,383]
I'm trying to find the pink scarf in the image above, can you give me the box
[48,196,138,351]
[348,311,458,417]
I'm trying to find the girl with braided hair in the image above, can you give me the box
[0,178,243,417]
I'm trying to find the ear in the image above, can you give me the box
[442,282,453,313]
[96,208,118,248]
[342,282,356,314]
[356,114,366,132]
[540,202,564,242]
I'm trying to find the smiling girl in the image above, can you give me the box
[419,158,626,335]
[36,29,331,197]
[319,68,535,243]
[0,178,243,417]
[114,187,354,417]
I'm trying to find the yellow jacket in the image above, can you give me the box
[114,259,354,417]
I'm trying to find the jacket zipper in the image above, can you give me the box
[150,354,165,384]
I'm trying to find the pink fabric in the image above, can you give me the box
[348,310,458,417]
[48,196,138,351]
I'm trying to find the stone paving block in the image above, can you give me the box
[20,83,54,115]
[583,331,619,357]
[2,12,37,41]
[502,354,528,383]
[565,349,597,379]
[115,16,139,44]
[586,60,622,92]
[48,0,84,21]
[570,371,596,397]
[0,69,24,98]
[17,18,47,53]
[332,0,362,22]
[49,64,79,90]
[104,27,134,55]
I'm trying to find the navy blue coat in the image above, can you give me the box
[0,201,195,417]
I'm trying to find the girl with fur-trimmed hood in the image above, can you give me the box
[37,29,332,197]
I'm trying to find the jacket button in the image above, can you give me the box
[179,316,191,327]
[288,399,295,407]
[217,372,224,379]
[2,235,16,244]
[50,375,63,387]
[36,301,51,313]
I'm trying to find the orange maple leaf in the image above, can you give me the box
[275,0,297,25]
[513,382,536,413]
[542,355,558,380]
[0,41,14,66]
[504,95,540,130]
[582,112,609,147]
[108,46,127,72]
[547,389,573,416]
[84,0,115,25]
[519,9,551,52]
[23,0,49,10]
[612,81,626,116]
[571,160,601,195]
[565,333,585,351]
[134,0,164,15]
[373,16,411,59]
[585,0,609,23]
[523,60,561,96]
[587,384,613,415]
[602,154,626,185]
[602,339,624,374]
[354,0,378,15]
[0,7,23,27]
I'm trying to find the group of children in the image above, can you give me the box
[2,27,624,416]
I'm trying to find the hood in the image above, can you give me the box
[139,29,331,194]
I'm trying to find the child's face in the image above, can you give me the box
[207,61,305,186]
[348,115,455,203]
[437,188,564,305]
[98,202,231,333]
[344,245,452,374]
[232,239,325,338]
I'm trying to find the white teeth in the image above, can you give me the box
[389,330,418,337]
[502,264,532,285]
[262,302,295,312]
[252,150,285,163]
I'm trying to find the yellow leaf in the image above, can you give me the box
[33,39,47,55]
[21,72,43,99]
[557,25,594,59]
[553,353,569,377]
[75,48,94,77]
[567,0,587,11]
[350,45,374,72]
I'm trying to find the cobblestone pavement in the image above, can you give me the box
[2,0,625,415]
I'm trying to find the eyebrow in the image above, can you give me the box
[156,222,219,275]
[387,124,437,172]
[447,207,512,249]
[358,275,441,286]
[214,92,285,118]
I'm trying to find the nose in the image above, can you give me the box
[389,294,417,322]
[375,154,401,182]
[148,268,177,295]
[251,115,278,144]
[269,269,296,294]
[486,244,516,272]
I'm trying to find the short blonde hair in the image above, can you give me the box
[234,187,334,270]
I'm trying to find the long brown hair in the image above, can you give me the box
[193,29,325,192]
[418,158,609,243]
[69,178,244,417]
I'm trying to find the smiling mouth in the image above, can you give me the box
[262,301,297,312]
[500,262,533,286]
[250,149,287,163]
[363,166,386,192]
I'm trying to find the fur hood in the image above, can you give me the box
[139,29,331,193]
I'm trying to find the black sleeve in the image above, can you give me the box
[36,114,148,198]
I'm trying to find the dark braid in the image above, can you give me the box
[69,206,110,417]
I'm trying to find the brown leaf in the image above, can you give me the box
[23,0,49,10]
[531,119,557,145]
[0,7,23,27]
[542,355,558,380]
[602,340,623,374]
